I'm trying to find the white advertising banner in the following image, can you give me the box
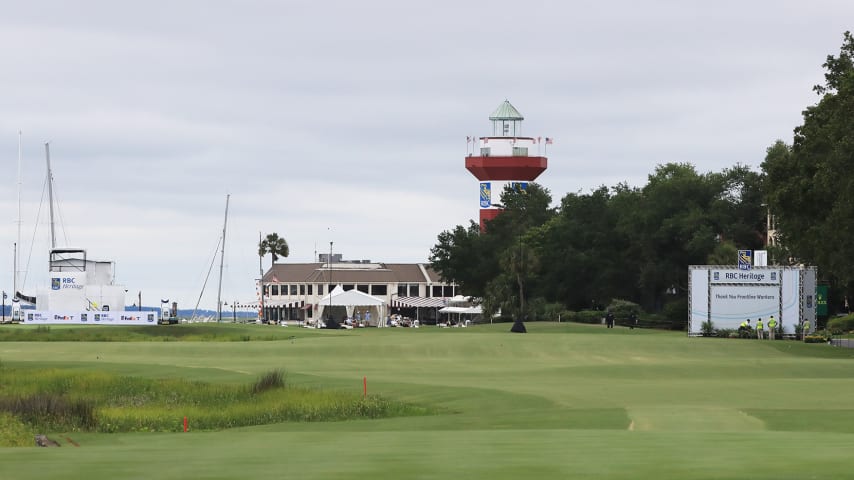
[22,310,158,325]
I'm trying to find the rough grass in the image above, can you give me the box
[0,366,430,440]
[0,323,326,342]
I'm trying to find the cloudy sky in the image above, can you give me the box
[1,1,852,311]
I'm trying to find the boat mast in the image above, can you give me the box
[14,131,22,296]
[45,142,56,250]
[216,194,229,323]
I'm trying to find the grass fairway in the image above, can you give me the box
[2,322,854,479]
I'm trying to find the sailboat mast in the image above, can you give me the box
[45,142,56,250]
[14,131,22,296]
[216,194,230,323]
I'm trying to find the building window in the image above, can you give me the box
[299,285,305,295]
[307,284,313,295]
[512,146,528,156]
[443,285,454,297]
[357,284,369,294]
[271,285,279,296]
[343,284,354,291]
[432,286,443,297]
[371,284,387,296]
[480,147,491,156]
[408,284,420,296]
[290,285,298,296]
[317,284,324,296]
[397,284,407,297]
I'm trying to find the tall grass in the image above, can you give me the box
[0,412,33,447]
[0,324,314,342]
[251,369,285,394]
[0,366,430,439]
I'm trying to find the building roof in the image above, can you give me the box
[489,100,524,121]
[264,262,447,285]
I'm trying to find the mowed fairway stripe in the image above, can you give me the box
[628,406,765,431]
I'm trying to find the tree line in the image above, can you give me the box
[430,31,854,324]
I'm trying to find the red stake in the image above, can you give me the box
[183,416,188,432]
[363,376,367,397]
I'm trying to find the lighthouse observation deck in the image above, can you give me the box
[465,136,547,181]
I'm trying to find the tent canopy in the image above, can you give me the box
[316,287,388,327]
[318,287,384,306]
[447,295,470,305]
[439,306,482,314]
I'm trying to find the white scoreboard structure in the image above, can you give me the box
[688,265,816,336]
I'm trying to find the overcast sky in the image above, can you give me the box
[1,1,852,311]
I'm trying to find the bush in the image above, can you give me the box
[804,334,829,344]
[662,298,689,330]
[526,298,565,321]
[716,328,737,338]
[606,299,642,322]
[640,313,671,329]
[700,320,715,337]
[564,310,606,324]
[827,314,854,335]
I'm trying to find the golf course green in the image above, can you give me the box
[2,322,853,479]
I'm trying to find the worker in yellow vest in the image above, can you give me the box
[767,316,777,340]
[802,319,810,340]
[739,319,750,338]
[756,318,764,340]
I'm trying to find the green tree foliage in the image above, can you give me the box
[763,31,854,291]
[258,233,289,268]
[430,183,554,300]
[431,165,765,316]
[429,221,496,297]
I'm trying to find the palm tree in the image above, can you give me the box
[258,233,289,268]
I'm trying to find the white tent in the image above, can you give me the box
[438,305,482,325]
[317,287,387,327]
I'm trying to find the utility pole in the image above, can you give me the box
[259,231,265,323]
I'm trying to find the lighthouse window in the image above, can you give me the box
[512,147,528,156]
[480,147,491,156]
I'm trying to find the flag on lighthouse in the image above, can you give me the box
[545,137,553,145]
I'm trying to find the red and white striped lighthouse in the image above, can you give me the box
[465,100,549,231]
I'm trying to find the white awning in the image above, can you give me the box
[439,306,482,314]
[392,296,446,308]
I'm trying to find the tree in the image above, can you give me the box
[258,233,289,268]
[429,221,497,297]
[763,31,854,294]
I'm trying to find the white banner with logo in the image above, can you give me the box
[22,310,159,325]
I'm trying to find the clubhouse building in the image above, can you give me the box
[259,254,459,325]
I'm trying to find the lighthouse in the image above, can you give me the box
[466,100,549,231]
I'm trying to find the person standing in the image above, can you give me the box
[756,318,764,340]
[605,310,615,329]
[767,315,777,340]
[629,311,638,330]
[802,318,811,340]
